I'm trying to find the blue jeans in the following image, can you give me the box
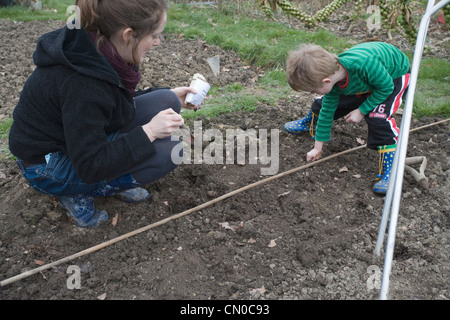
[17,89,183,197]
[17,133,138,197]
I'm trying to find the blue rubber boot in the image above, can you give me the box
[373,145,396,195]
[283,110,318,138]
[59,194,108,228]
[114,188,150,203]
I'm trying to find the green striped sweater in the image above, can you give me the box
[316,42,410,142]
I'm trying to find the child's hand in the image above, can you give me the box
[306,148,323,161]
[307,140,324,161]
[344,108,364,123]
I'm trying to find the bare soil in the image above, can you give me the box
[0,14,449,302]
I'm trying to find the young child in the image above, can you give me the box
[284,42,410,194]
[8,0,200,228]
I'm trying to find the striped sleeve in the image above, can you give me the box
[315,93,340,142]
[357,57,395,115]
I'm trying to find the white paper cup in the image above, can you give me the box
[186,78,211,110]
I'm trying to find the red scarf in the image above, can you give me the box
[89,32,141,93]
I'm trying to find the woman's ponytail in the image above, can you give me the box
[75,0,100,32]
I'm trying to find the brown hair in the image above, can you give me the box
[76,0,168,65]
[286,44,339,92]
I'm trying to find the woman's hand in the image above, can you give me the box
[171,86,203,110]
[142,108,184,142]
[344,108,364,123]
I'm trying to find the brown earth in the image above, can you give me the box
[0,10,449,303]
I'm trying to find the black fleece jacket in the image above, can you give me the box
[9,26,157,184]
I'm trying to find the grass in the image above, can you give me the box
[166,4,351,69]
[0,117,13,137]
[0,0,448,133]
[0,0,73,21]
[413,56,450,117]
[0,117,14,160]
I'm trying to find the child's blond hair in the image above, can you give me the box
[286,44,339,92]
